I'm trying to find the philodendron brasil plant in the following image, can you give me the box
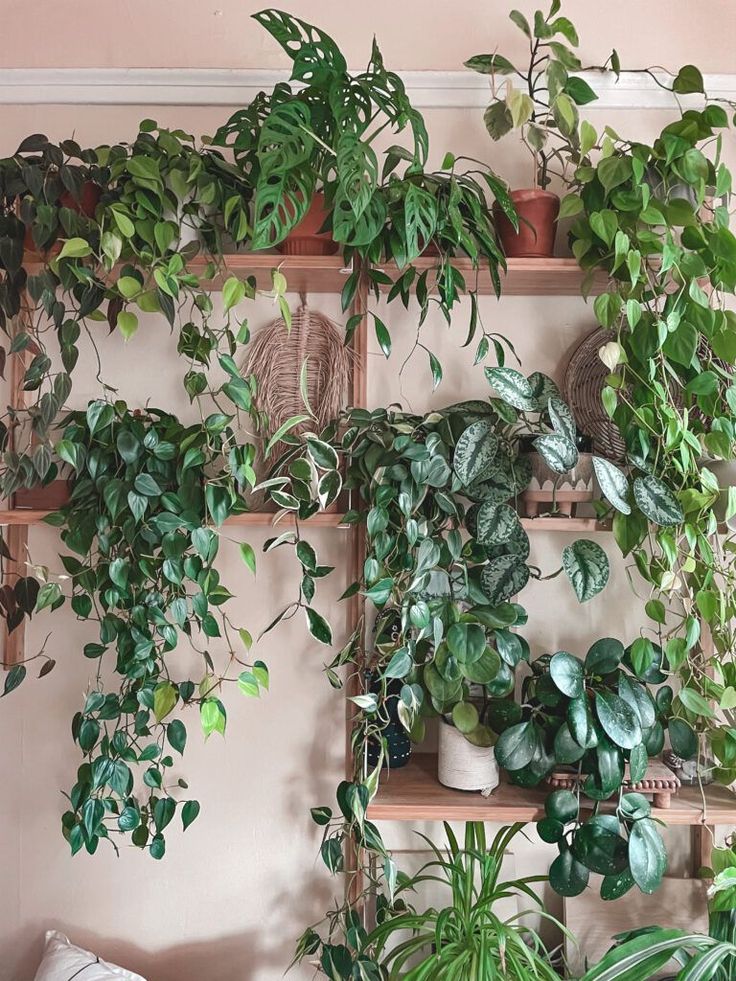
[37,401,262,858]
[466,0,607,190]
[564,89,736,785]
[494,637,671,898]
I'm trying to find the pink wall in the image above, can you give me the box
[2,0,735,71]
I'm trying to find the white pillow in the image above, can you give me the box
[34,931,147,981]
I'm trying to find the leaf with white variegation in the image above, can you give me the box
[453,420,499,485]
[481,554,530,604]
[563,539,609,602]
[485,367,536,411]
[534,433,578,473]
[593,456,631,514]
[633,475,684,526]
[548,397,576,442]
[475,502,519,545]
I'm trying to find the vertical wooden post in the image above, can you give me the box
[345,258,369,912]
[1,297,30,668]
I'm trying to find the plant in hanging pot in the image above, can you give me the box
[466,0,606,257]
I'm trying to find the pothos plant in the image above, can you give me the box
[32,401,262,858]
[564,95,736,784]
[494,637,671,899]
[292,383,611,971]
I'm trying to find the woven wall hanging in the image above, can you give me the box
[243,300,351,493]
[563,326,627,463]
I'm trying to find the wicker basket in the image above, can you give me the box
[563,327,627,462]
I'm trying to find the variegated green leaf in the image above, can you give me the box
[453,420,499,485]
[534,433,578,473]
[563,539,609,602]
[485,367,535,411]
[593,456,631,514]
[480,554,530,604]
[633,475,684,526]
[475,501,519,545]
[548,396,576,442]
[527,371,561,412]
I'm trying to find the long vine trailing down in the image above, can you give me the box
[0,10,527,863]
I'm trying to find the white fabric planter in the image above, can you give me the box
[438,719,499,794]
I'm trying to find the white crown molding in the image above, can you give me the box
[0,67,734,109]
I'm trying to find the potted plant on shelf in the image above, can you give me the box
[493,637,674,899]
[466,0,605,257]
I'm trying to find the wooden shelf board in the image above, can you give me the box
[0,509,350,528]
[0,510,611,530]
[367,754,736,826]
[24,254,606,297]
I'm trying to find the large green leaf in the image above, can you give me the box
[446,622,485,663]
[572,817,628,876]
[453,420,499,486]
[475,502,518,545]
[550,651,585,698]
[595,690,642,750]
[494,720,538,770]
[633,475,684,527]
[568,695,598,749]
[628,817,667,894]
[485,367,535,411]
[585,637,624,675]
[580,930,715,981]
[562,539,610,602]
[549,846,590,897]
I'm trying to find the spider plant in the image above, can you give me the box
[362,822,565,980]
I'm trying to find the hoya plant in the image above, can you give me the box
[35,401,263,858]
[494,637,671,898]
[564,94,736,784]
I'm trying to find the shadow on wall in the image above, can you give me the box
[11,892,327,981]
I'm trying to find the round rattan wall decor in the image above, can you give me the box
[563,326,627,463]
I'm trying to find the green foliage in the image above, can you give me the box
[466,0,611,187]
[493,638,669,897]
[52,401,260,857]
[308,822,563,979]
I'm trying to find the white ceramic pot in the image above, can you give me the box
[438,719,499,794]
[706,460,736,531]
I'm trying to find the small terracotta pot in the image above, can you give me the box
[24,181,101,255]
[59,181,102,218]
[13,479,71,510]
[493,188,560,258]
[276,191,338,256]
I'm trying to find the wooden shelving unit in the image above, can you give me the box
[368,754,736,826]
[24,253,609,297]
[0,510,610,531]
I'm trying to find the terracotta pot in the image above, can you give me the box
[493,188,560,258]
[13,479,71,510]
[276,192,338,256]
[24,181,101,255]
[59,181,102,218]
